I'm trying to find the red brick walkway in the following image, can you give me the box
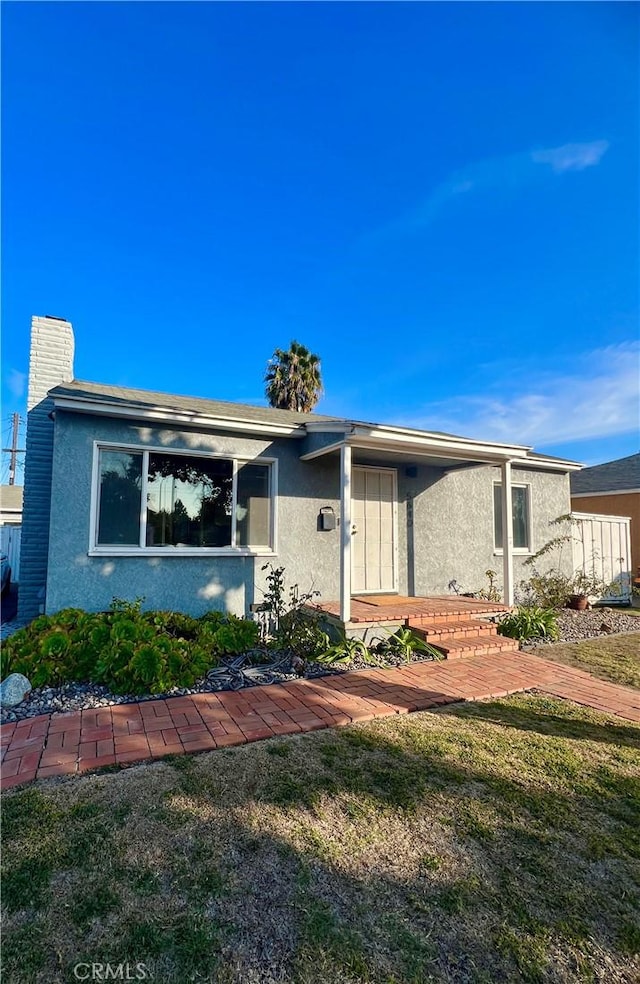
[2,651,639,790]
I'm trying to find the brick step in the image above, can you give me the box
[407,618,499,641]
[406,608,508,626]
[429,634,515,660]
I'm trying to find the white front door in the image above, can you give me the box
[351,466,397,593]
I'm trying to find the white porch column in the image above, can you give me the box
[501,459,514,606]
[340,443,352,623]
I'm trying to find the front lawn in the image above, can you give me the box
[2,694,640,983]
[530,632,640,690]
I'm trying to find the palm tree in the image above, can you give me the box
[265,341,323,412]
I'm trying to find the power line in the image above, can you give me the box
[1,413,26,486]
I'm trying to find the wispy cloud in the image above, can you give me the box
[397,341,639,449]
[531,140,609,173]
[407,139,609,227]
[5,369,27,400]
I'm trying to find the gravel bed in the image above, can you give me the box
[0,653,338,725]
[523,607,640,647]
[3,606,638,725]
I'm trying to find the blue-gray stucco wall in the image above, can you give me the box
[46,412,346,616]
[45,412,572,615]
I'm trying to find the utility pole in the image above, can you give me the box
[2,413,25,485]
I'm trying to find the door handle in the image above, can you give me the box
[352,524,358,535]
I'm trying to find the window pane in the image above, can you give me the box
[97,450,142,545]
[236,463,271,547]
[494,484,503,549]
[146,453,233,547]
[512,486,529,549]
[494,484,530,550]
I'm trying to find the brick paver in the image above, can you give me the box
[317,595,509,623]
[1,650,639,790]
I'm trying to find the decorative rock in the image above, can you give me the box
[0,673,33,707]
[526,608,640,646]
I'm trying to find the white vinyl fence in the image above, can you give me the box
[571,512,632,604]
[0,525,21,582]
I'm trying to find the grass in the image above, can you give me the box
[2,693,639,983]
[531,631,640,689]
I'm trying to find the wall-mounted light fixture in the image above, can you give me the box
[318,506,336,531]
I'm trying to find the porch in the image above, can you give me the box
[315,593,514,659]
[301,426,546,625]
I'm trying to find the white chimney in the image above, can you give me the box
[27,315,75,410]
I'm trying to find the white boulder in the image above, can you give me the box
[0,673,32,707]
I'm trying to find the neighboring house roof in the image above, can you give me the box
[570,453,640,494]
[0,485,23,514]
[48,378,582,471]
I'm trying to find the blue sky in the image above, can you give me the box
[2,1,638,481]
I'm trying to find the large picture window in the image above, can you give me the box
[493,483,531,552]
[94,446,274,553]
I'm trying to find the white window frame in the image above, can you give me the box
[89,441,278,557]
[492,480,533,555]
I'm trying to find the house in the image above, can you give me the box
[0,485,23,527]
[571,453,640,572]
[0,485,23,587]
[19,315,581,625]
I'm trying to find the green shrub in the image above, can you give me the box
[198,611,226,631]
[2,600,261,696]
[372,628,443,662]
[520,568,614,609]
[276,609,331,660]
[260,563,326,658]
[144,610,200,640]
[497,606,559,643]
[1,610,100,687]
[519,570,574,609]
[208,614,259,655]
[317,634,375,665]
[476,569,502,602]
[521,515,615,608]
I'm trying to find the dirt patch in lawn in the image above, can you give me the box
[2,694,639,983]
[529,631,640,690]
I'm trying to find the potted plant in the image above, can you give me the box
[567,570,611,610]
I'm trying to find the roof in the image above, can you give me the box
[49,379,497,445]
[570,452,640,494]
[48,378,581,470]
[50,379,341,428]
[0,486,23,512]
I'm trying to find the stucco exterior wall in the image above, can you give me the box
[409,463,572,599]
[571,492,639,571]
[45,412,573,615]
[46,412,343,616]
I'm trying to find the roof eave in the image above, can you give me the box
[572,487,640,496]
[300,430,582,469]
[51,395,307,438]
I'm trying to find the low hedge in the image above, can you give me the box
[1,599,259,695]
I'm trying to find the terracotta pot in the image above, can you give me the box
[568,594,589,611]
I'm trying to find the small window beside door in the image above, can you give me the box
[493,483,531,552]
